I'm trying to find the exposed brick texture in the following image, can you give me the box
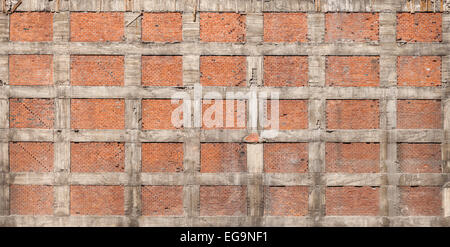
[70,186,124,215]
[10,185,53,215]
[264,143,308,173]
[142,56,182,86]
[325,13,379,42]
[71,99,125,130]
[326,100,380,129]
[326,143,380,173]
[326,56,380,87]
[264,100,308,130]
[398,143,442,173]
[264,13,307,43]
[397,56,441,87]
[263,56,308,87]
[397,100,441,129]
[70,12,124,42]
[9,55,53,86]
[142,143,184,173]
[141,186,183,216]
[200,13,246,42]
[70,142,125,172]
[200,56,246,86]
[200,186,247,216]
[70,55,124,86]
[201,143,247,173]
[326,187,380,216]
[142,99,183,129]
[399,187,442,216]
[202,100,246,129]
[9,98,55,129]
[264,186,309,216]
[9,12,53,42]
[9,142,54,172]
[142,12,182,43]
[397,13,442,43]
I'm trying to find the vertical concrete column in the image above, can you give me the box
[0,12,8,42]
[247,144,264,226]
[0,12,8,216]
[246,13,263,44]
[443,56,450,174]
[442,13,450,44]
[125,12,142,42]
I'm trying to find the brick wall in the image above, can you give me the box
[9,55,53,85]
[71,55,124,86]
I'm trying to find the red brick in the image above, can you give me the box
[326,143,380,173]
[70,12,124,42]
[201,143,247,173]
[70,142,125,172]
[398,143,442,173]
[9,55,53,86]
[263,56,308,87]
[264,13,307,43]
[397,56,441,87]
[142,99,183,130]
[10,185,53,215]
[397,13,442,43]
[10,12,53,42]
[200,13,246,42]
[200,186,247,216]
[326,56,379,87]
[9,142,54,172]
[9,98,54,129]
[397,100,441,129]
[326,100,379,129]
[71,99,125,130]
[263,100,308,130]
[142,56,182,86]
[399,187,441,216]
[70,55,124,86]
[325,13,379,42]
[265,186,309,216]
[264,143,308,173]
[200,56,246,86]
[142,12,182,42]
[141,186,183,216]
[70,185,124,215]
[202,100,246,129]
[326,186,380,216]
[142,143,184,172]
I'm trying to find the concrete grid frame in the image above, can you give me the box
[0,0,449,226]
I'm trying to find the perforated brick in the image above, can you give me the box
[200,56,246,87]
[9,55,53,86]
[397,100,441,129]
[265,186,309,216]
[71,55,124,86]
[202,100,247,129]
[264,100,308,130]
[326,56,380,87]
[397,13,442,43]
[326,143,380,173]
[398,143,442,173]
[397,56,441,87]
[399,187,442,216]
[325,13,379,42]
[326,100,379,129]
[200,12,246,43]
[201,143,247,173]
[142,56,182,86]
[142,143,184,172]
[200,186,247,216]
[264,143,308,173]
[141,186,183,216]
[10,185,53,215]
[71,99,125,130]
[326,186,380,216]
[264,56,308,87]
[70,142,125,173]
[9,142,54,172]
[70,186,124,215]
[142,99,183,130]
[9,98,55,129]
[70,12,124,42]
[264,13,307,43]
[142,12,182,43]
[10,12,53,42]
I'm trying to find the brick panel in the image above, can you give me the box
[142,143,183,173]
[326,56,380,87]
[202,99,246,129]
[397,100,441,129]
[142,12,182,43]
[70,55,124,86]
[200,186,247,216]
[325,186,380,216]
[326,100,379,129]
[264,143,308,173]
[397,56,441,87]
[9,55,53,86]
[397,13,442,43]
[70,12,124,42]
[264,186,309,216]
[326,143,380,173]
[263,56,308,87]
[325,13,379,42]
[399,187,442,216]
[201,143,247,173]
[9,98,55,129]
[142,56,182,86]
[264,100,308,130]
[9,12,53,42]
[200,13,246,43]
[141,186,183,216]
[71,99,125,130]
[10,185,53,215]
[398,143,442,173]
[200,56,246,86]
[263,13,307,43]
[70,186,124,215]
[70,142,125,173]
[9,142,54,173]
[142,99,183,130]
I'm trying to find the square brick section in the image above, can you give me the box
[202,100,246,129]
[70,55,124,86]
[397,100,441,129]
[325,143,380,173]
[9,98,55,129]
[10,185,53,215]
[141,186,183,216]
[326,186,380,216]
[9,142,54,172]
[70,186,124,215]
[326,100,379,129]
[399,187,442,216]
[70,142,125,172]
[9,12,53,42]
[397,13,442,43]
[264,13,307,43]
[398,143,442,173]
[142,56,182,86]
[264,186,309,216]
[325,13,379,42]
[264,100,308,130]
[200,56,246,86]
[200,13,246,43]
[397,56,441,87]
[142,99,183,130]
[264,56,308,87]
[326,56,380,87]
[142,12,182,42]
[264,143,308,173]
[71,99,125,130]
[200,186,247,216]
[201,143,247,173]
[70,12,124,42]
[142,143,184,173]
[9,55,53,86]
